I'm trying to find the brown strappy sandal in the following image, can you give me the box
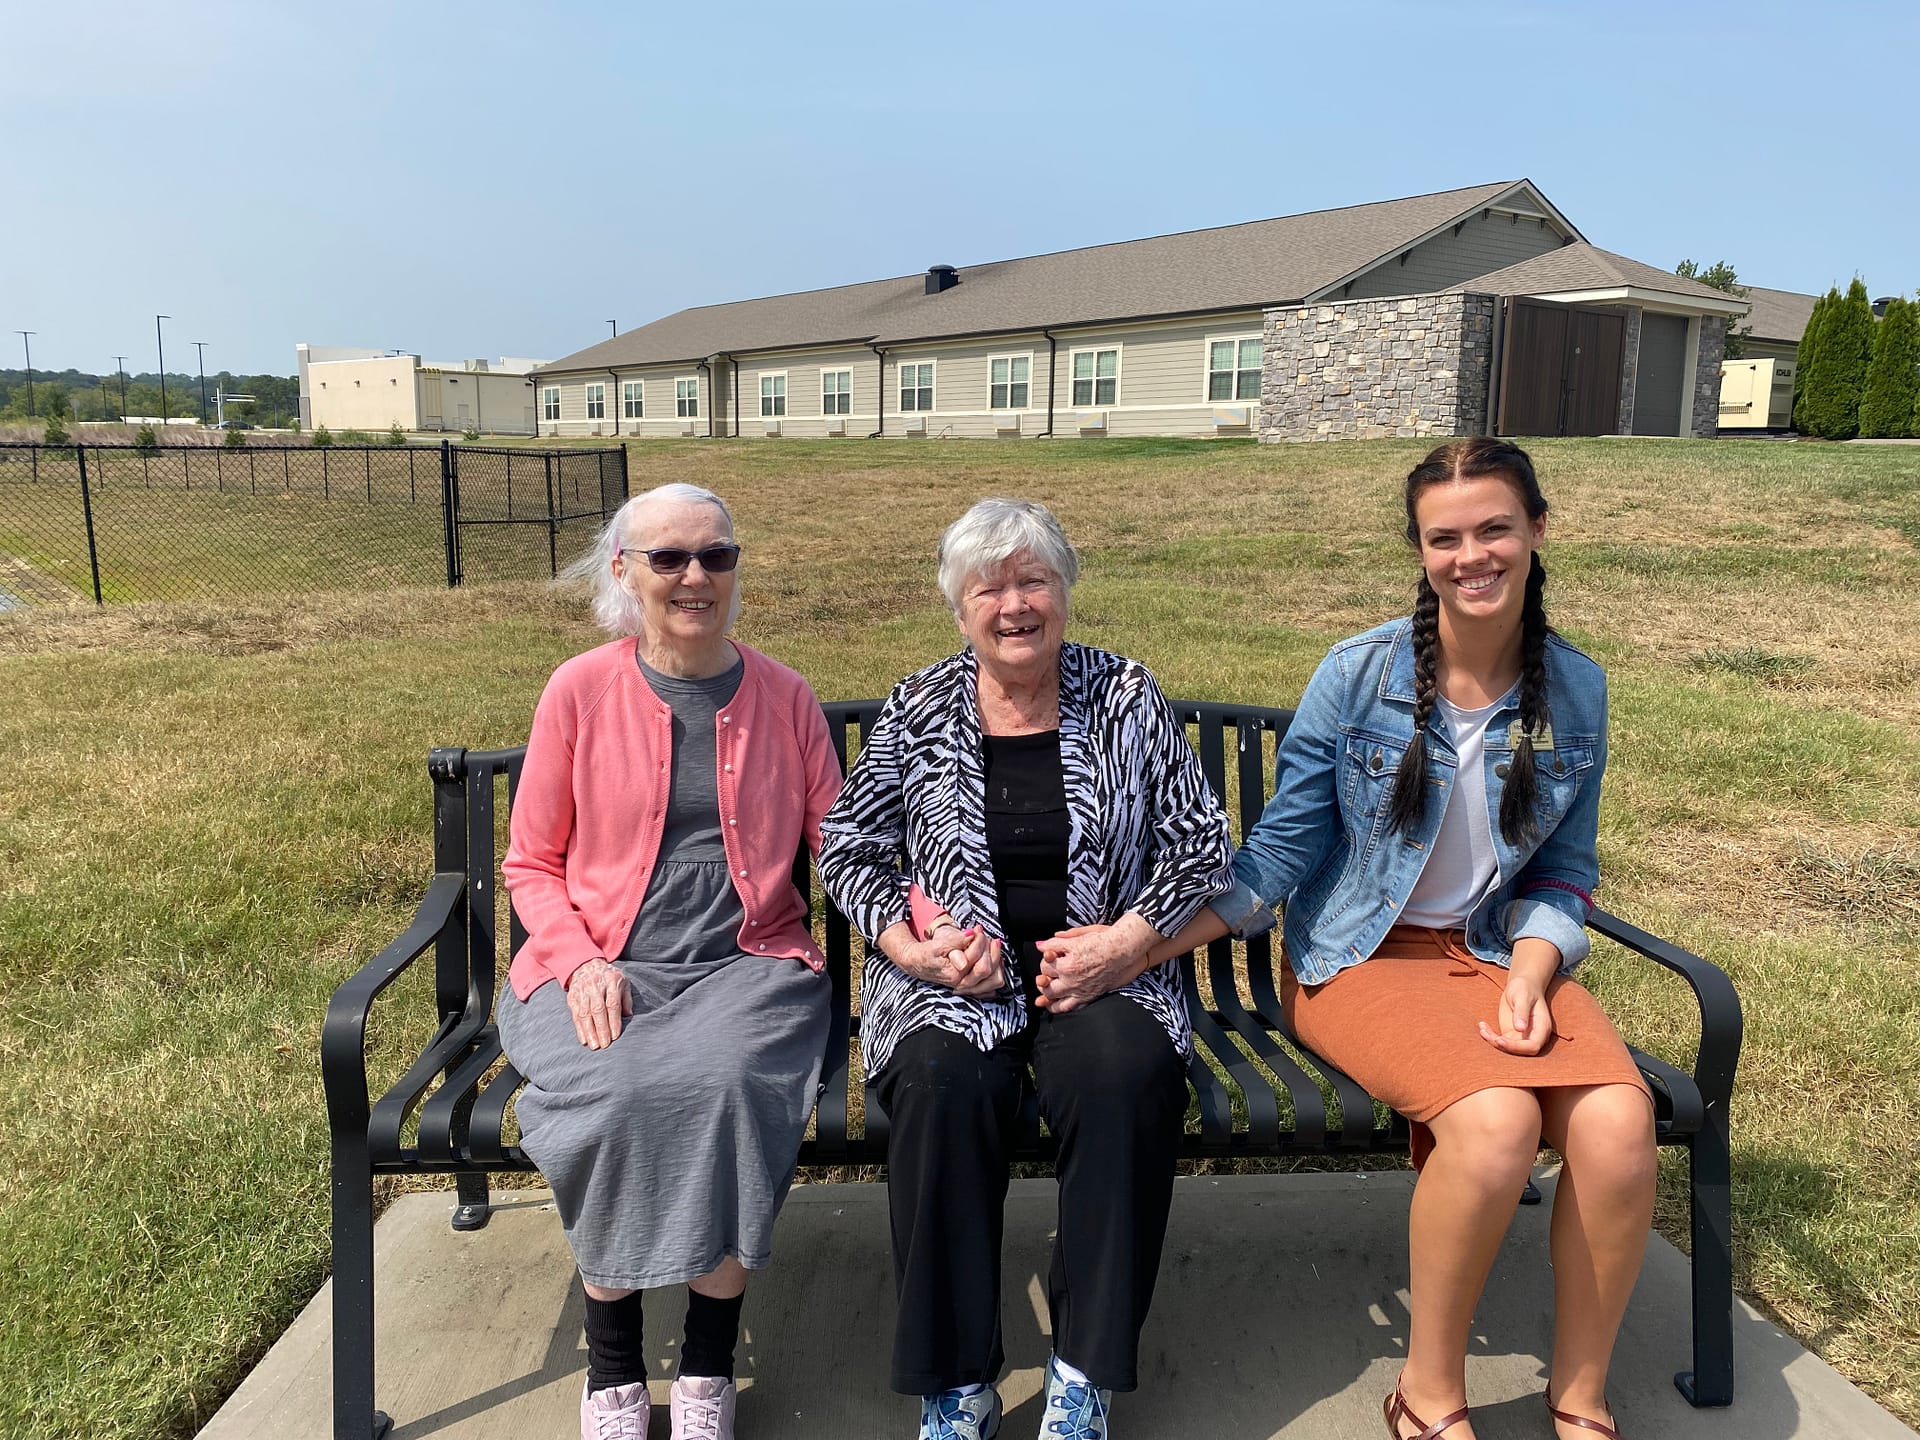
[1545,1391,1623,1439]
[1383,1380,1471,1439]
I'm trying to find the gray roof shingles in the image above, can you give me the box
[1734,284,1819,344]
[1459,244,1747,307]
[539,181,1528,374]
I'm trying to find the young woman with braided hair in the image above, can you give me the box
[1154,438,1655,1439]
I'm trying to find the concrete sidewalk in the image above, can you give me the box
[201,1172,1915,1440]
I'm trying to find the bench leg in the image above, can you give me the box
[1675,1106,1735,1406]
[451,1168,493,1232]
[330,1135,394,1440]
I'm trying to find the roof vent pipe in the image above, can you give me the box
[925,264,959,295]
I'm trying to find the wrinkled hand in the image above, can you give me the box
[1035,915,1155,1015]
[566,958,633,1050]
[1479,972,1555,1055]
[891,924,1007,998]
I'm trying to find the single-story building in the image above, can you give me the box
[1729,285,1819,362]
[297,346,549,435]
[532,180,1747,443]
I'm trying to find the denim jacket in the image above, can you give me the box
[1217,616,1607,983]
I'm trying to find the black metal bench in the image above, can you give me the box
[322,699,1742,1440]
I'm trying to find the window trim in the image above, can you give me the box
[898,357,937,413]
[986,352,1034,411]
[1068,345,1122,409]
[820,367,853,416]
[621,379,644,419]
[759,370,788,418]
[675,375,700,418]
[541,385,561,422]
[1202,332,1264,405]
[584,381,606,421]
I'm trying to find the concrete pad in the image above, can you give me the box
[200,1172,1916,1440]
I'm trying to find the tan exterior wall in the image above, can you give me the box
[533,311,1270,441]
[537,365,716,438]
[418,370,538,435]
[308,356,421,432]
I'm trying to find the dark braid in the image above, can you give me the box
[1387,438,1554,842]
[1498,554,1551,847]
[1384,576,1441,835]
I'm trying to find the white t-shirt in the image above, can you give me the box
[1398,693,1504,930]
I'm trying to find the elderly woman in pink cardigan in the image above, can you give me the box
[499,482,842,1440]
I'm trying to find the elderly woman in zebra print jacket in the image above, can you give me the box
[818,497,1234,1440]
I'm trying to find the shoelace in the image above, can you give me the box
[587,1398,649,1440]
[926,1390,986,1440]
[678,1390,724,1440]
[1046,1378,1109,1440]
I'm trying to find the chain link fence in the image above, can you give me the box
[0,442,627,609]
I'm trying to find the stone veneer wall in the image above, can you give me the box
[1259,293,1494,442]
[1616,308,1642,434]
[1691,316,1727,437]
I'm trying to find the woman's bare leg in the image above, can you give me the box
[1393,1087,1542,1438]
[688,1255,749,1300]
[1538,1083,1657,1437]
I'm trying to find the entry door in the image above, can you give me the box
[1633,313,1689,436]
[1497,299,1626,436]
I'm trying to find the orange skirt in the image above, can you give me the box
[1282,924,1649,1169]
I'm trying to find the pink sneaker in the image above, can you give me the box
[670,1375,737,1440]
[581,1378,650,1439]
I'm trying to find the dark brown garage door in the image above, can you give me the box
[1497,298,1626,436]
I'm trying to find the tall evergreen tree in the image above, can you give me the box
[1799,280,1875,439]
[1793,289,1834,432]
[1859,295,1918,438]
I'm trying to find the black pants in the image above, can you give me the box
[874,992,1188,1395]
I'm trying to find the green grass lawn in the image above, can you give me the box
[1,436,1917,1437]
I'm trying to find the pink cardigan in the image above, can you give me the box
[503,637,843,1001]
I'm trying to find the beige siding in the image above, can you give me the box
[540,366,714,437]
[731,347,878,437]
[1342,211,1568,300]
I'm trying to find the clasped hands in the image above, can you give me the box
[888,912,1158,1015]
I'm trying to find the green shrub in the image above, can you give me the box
[387,423,406,446]
[133,423,158,451]
[1859,295,1918,438]
[43,413,70,446]
[462,424,481,442]
[313,425,334,448]
[1797,279,1875,439]
[223,424,247,449]
[1793,290,1832,432]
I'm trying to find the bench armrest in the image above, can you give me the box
[1589,908,1742,1111]
[321,872,467,1137]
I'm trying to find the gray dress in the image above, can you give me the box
[497,652,831,1290]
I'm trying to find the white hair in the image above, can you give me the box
[559,482,739,635]
[936,497,1079,613]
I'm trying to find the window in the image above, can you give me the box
[622,381,644,419]
[899,360,934,412]
[1071,348,1119,406]
[760,373,787,417]
[585,383,605,420]
[821,368,852,415]
[541,386,560,421]
[1207,336,1263,402]
[988,355,1030,409]
[676,378,699,417]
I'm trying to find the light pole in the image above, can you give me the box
[113,357,130,420]
[192,341,209,425]
[155,315,170,423]
[14,331,34,417]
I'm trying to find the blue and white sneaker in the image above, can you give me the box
[1039,1355,1111,1439]
[919,1384,1002,1440]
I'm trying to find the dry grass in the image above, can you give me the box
[1,434,1917,1436]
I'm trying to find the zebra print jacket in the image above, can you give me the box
[817,642,1234,1075]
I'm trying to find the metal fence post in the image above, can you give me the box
[544,454,558,579]
[365,448,373,503]
[216,446,224,492]
[408,448,416,504]
[441,440,460,587]
[183,448,190,491]
[75,445,104,605]
[322,448,330,500]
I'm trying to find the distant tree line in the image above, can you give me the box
[0,368,301,429]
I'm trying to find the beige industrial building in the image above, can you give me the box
[297,346,548,435]
[531,179,1746,443]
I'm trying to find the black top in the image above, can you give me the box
[981,729,1071,1001]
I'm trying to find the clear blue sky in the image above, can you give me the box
[3,0,1913,376]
